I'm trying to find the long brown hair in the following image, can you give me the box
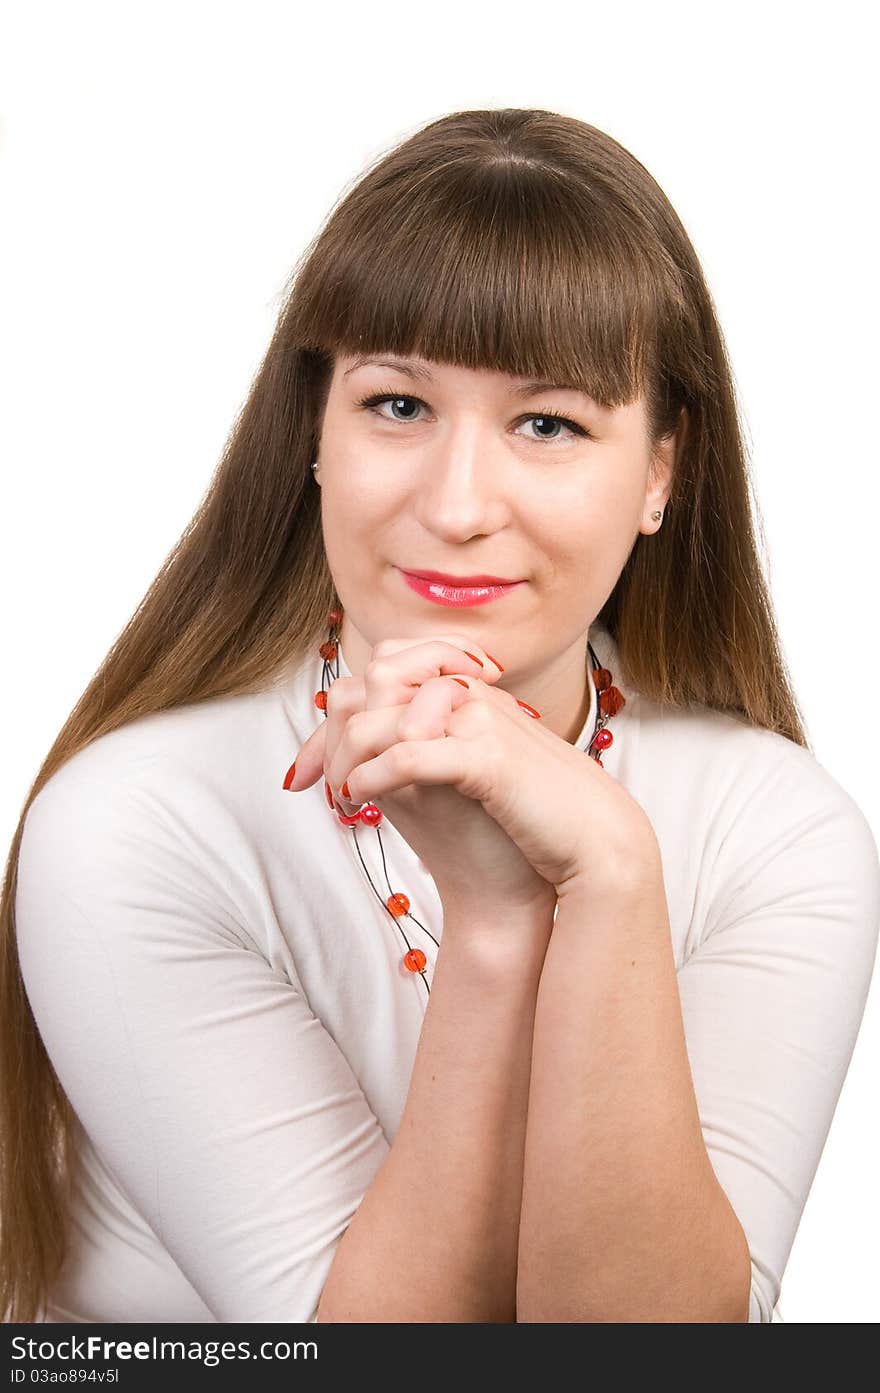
[0,107,809,1322]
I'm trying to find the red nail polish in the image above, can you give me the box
[485,651,504,672]
[452,678,469,689]
[462,650,484,666]
[516,699,541,719]
[283,761,297,790]
[342,780,351,798]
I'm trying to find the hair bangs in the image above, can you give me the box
[295,160,658,410]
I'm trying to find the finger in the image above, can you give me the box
[310,639,494,793]
[362,638,503,713]
[343,728,486,810]
[282,720,327,791]
[373,633,504,678]
[327,674,469,807]
[283,674,364,792]
[331,674,539,813]
[284,636,505,794]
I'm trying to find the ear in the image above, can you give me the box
[643,405,688,531]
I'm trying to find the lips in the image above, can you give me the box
[401,568,522,585]
[399,569,524,608]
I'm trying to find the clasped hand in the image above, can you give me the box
[285,633,658,916]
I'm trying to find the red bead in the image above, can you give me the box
[387,892,410,917]
[319,641,338,661]
[599,685,625,717]
[328,608,343,626]
[360,803,383,827]
[403,948,426,973]
[594,728,613,750]
[314,689,328,711]
[592,666,613,693]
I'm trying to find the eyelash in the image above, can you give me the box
[354,389,592,443]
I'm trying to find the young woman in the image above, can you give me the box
[2,108,878,1324]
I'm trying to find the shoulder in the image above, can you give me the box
[30,680,290,805]
[594,621,867,845]
[633,681,869,835]
[16,681,300,951]
[625,689,879,948]
[592,622,878,886]
[20,657,312,848]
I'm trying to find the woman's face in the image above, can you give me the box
[314,352,678,743]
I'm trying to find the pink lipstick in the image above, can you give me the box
[399,569,524,608]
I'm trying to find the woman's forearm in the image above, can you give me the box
[516,865,752,1323]
[316,907,553,1322]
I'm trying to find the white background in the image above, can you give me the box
[2,0,877,1323]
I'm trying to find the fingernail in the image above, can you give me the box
[283,761,297,790]
[462,650,484,667]
[485,651,504,672]
[341,780,351,798]
[516,699,541,719]
[452,678,469,689]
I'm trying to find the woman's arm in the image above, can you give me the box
[316,908,553,1322]
[516,760,880,1325]
[516,858,751,1323]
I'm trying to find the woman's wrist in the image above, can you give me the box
[438,892,558,981]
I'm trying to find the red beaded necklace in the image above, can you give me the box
[283,607,625,1000]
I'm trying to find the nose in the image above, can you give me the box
[414,425,506,535]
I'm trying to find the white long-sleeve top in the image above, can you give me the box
[14,621,880,1323]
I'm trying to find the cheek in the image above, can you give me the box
[568,463,646,538]
[327,451,399,512]
[319,484,389,578]
[553,482,641,579]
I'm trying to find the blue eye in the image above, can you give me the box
[357,392,423,423]
[355,391,592,443]
[519,413,584,443]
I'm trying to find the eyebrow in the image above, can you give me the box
[342,356,594,401]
